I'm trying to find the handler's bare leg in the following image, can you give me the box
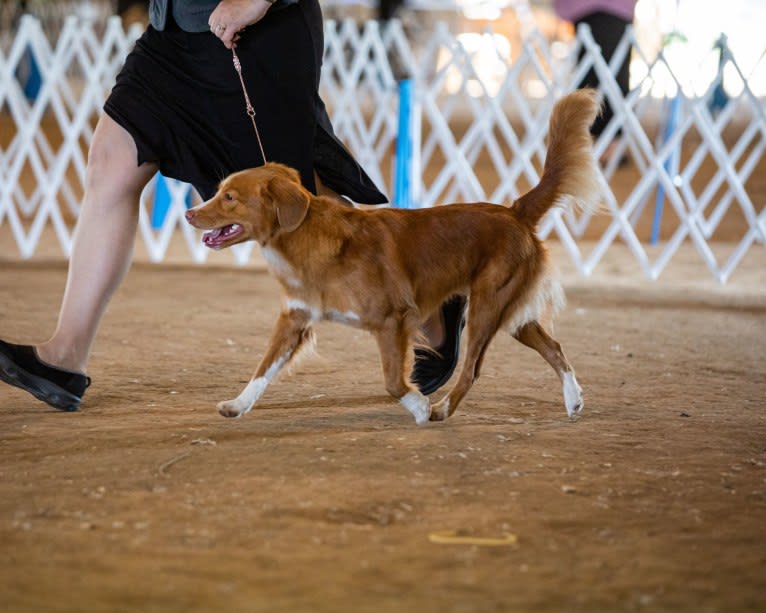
[36,115,157,373]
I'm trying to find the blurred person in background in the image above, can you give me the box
[0,0,464,411]
[378,0,404,22]
[116,0,149,26]
[554,0,636,166]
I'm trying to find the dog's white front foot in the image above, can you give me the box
[562,371,583,417]
[400,390,431,426]
[217,398,253,418]
[217,377,267,418]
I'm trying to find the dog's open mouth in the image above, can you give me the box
[202,224,244,249]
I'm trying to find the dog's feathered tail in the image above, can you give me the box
[513,89,602,227]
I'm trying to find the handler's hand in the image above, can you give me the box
[209,0,273,49]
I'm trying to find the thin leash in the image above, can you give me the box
[231,47,268,164]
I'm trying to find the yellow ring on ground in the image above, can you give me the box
[428,530,518,546]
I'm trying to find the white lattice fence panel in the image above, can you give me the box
[321,19,401,194]
[0,15,142,258]
[0,15,763,281]
[357,19,766,283]
[571,25,766,282]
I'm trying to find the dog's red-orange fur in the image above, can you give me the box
[185,89,602,424]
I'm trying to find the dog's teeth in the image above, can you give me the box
[202,228,223,242]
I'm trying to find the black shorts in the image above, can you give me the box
[104,0,387,203]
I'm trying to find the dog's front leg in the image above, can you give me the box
[218,309,313,418]
[374,318,431,425]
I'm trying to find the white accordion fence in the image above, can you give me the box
[0,14,764,282]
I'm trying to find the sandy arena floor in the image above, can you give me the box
[1,241,765,612]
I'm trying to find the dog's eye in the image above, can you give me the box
[223,193,233,201]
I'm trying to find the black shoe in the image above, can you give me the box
[0,340,90,411]
[411,295,467,395]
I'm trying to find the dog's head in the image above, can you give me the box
[185,163,311,249]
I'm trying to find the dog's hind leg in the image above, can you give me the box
[430,290,506,422]
[218,309,314,418]
[513,321,583,417]
[374,317,431,425]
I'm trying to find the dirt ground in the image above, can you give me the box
[1,242,765,613]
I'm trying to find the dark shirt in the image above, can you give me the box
[149,0,298,32]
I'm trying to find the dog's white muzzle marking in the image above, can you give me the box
[562,371,583,417]
[400,390,431,425]
[218,353,289,418]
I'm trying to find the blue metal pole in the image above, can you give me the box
[393,79,413,208]
[650,93,681,244]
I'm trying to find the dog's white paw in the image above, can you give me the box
[563,372,583,417]
[400,390,431,426]
[217,399,248,418]
[217,378,267,419]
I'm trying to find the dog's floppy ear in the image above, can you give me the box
[267,171,310,233]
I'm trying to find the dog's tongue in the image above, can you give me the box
[202,224,243,249]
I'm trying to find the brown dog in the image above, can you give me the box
[185,89,602,424]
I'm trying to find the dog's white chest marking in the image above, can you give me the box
[325,309,362,326]
[261,247,302,289]
[285,298,321,323]
[285,299,361,327]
